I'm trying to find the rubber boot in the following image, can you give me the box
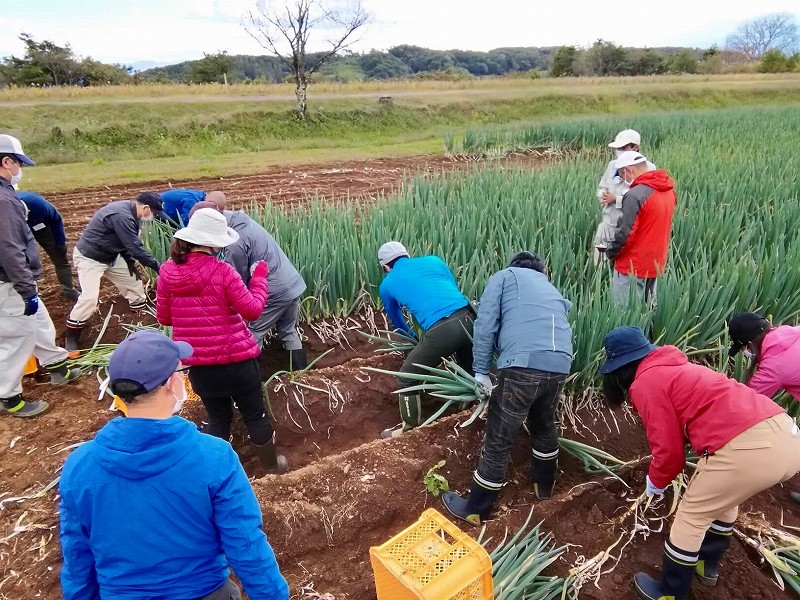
[789,491,800,505]
[696,521,733,586]
[65,324,83,359]
[288,348,308,372]
[634,542,698,600]
[46,361,83,387]
[531,448,559,500]
[1,395,49,418]
[441,474,502,526]
[56,266,80,302]
[254,440,289,475]
[129,299,147,312]
[381,393,421,439]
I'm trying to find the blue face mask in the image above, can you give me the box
[211,248,227,260]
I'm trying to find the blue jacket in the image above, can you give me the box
[160,189,206,225]
[59,417,289,600]
[17,191,67,245]
[473,267,573,375]
[378,256,468,333]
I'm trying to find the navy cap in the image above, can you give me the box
[598,326,658,374]
[109,330,192,394]
[137,191,164,212]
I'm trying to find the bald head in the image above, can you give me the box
[206,191,227,211]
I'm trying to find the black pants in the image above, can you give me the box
[32,225,74,292]
[188,358,274,446]
[398,306,474,389]
[477,367,567,485]
[195,579,242,600]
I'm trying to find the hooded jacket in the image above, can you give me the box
[595,159,656,246]
[472,267,573,376]
[631,346,784,489]
[156,252,268,365]
[749,326,800,400]
[223,211,306,303]
[160,189,206,226]
[0,177,41,299]
[59,416,289,600]
[606,170,677,278]
[76,201,159,272]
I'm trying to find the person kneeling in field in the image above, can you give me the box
[377,241,475,439]
[58,330,289,600]
[599,326,800,600]
[442,252,573,525]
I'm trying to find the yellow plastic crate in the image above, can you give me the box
[370,508,493,600]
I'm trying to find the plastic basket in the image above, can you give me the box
[370,508,493,600]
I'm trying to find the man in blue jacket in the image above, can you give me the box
[442,252,573,525]
[377,241,474,439]
[17,191,79,301]
[160,189,226,225]
[59,330,289,600]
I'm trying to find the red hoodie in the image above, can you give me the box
[156,252,268,366]
[606,170,677,278]
[631,346,784,489]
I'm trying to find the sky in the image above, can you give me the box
[2,0,799,67]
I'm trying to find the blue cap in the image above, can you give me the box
[108,330,193,393]
[598,326,657,374]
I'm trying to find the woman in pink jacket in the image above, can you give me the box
[729,311,800,503]
[157,208,288,474]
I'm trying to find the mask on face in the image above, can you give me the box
[743,349,756,361]
[171,376,188,414]
[141,213,154,222]
[9,166,22,187]
[615,149,624,158]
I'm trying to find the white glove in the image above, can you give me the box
[475,373,493,391]
[645,475,667,497]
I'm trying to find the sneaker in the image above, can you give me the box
[50,367,82,387]
[1,396,49,418]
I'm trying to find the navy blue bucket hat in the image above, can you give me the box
[598,326,658,374]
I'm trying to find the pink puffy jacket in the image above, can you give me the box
[156,252,268,366]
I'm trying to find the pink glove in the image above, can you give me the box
[251,261,269,280]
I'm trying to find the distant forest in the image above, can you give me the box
[140,44,709,83]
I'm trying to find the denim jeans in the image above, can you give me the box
[476,367,567,486]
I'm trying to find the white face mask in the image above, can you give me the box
[141,213,154,222]
[171,376,188,414]
[7,162,22,187]
[615,149,624,158]
[743,349,756,361]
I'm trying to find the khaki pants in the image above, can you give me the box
[68,248,146,324]
[670,413,800,552]
[0,282,37,398]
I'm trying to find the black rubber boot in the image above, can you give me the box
[65,324,83,359]
[288,348,307,371]
[382,393,421,438]
[789,491,800,505]
[1,395,49,418]
[696,521,733,586]
[531,448,559,500]
[46,361,83,387]
[442,475,502,526]
[634,542,697,600]
[254,440,289,475]
[56,266,79,301]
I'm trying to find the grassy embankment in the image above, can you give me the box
[2,73,800,192]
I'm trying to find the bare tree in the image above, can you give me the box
[245,0,370,119]
[725,12,799,60]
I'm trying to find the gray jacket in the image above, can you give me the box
[223,211,306,303]
[473,267,573,376]
[76,201,159,271]
[0,178,41,298]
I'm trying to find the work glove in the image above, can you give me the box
[23,294,39,316]
[126,258,141,281]
[475,373,493,392]
[251,261,269,280]
[645,475,668,497]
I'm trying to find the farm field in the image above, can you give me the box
[1,104,800,599]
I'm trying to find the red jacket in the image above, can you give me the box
[156,252,268,366]
[607,170,677,278]
[631,346,784,489]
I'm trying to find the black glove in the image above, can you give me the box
[23,294,39,316]
[126,259,141,281]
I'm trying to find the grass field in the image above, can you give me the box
[4,73,800,192]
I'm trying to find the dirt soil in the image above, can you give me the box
[2,155,796,599]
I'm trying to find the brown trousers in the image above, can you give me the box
[670,413,800,552]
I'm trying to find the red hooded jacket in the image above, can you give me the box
[606,170,677,278]
[631,346,785,489]
[156,252,268,366]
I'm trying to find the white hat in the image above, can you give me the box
[0,134,35,166]
[378,241,409,266]
[614,151,648,171]
[608,129,641,149]
[174,208,239,248]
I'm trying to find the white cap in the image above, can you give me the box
[174,208,239,248]
[378,241,409,266]
[0,134,35,166]
[614,151,648,171]
[608,129,641,149]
